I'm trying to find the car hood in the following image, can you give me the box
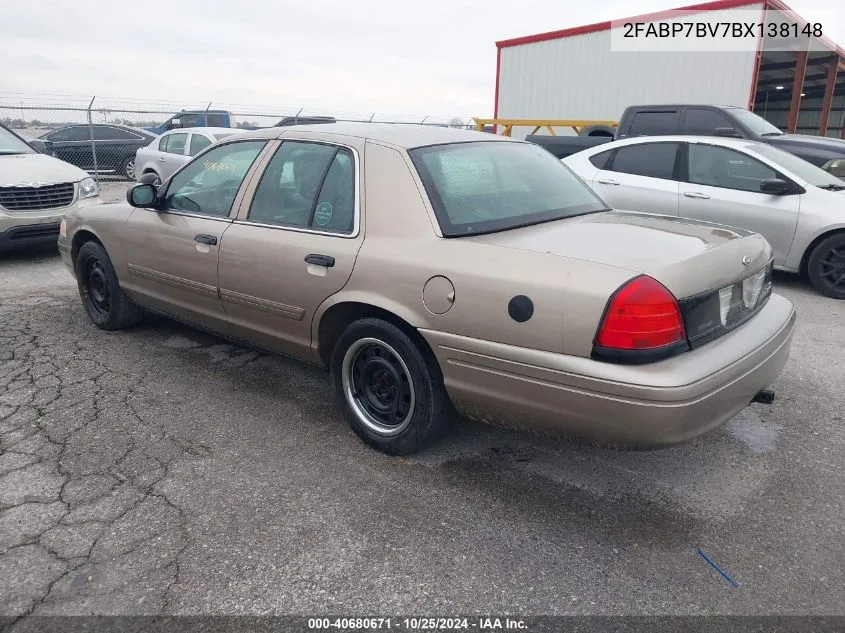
[0,153,89,185]
[465,210,772,299]
[768,134,845,156]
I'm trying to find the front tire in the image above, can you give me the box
[807,233,845,299]
[330,318,448,455]
[75,241,143,330]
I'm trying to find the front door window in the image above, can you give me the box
[162,140,267,217]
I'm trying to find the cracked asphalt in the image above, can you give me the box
[1,242,843,617]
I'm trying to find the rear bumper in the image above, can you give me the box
[0,222,62,252]
[421,293,796,447]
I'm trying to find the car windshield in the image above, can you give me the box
[0,126,35,154]
[751,143,845,188]
[409,141,608,237]
[731,109,783,137]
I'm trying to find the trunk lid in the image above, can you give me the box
[465,210,772,300]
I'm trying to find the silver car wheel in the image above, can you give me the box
[342,337,416,436]
[124,159,135,180]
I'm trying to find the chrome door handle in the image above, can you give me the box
[596,178,619,185]
[158,157,166,162]
[684,191,710,199]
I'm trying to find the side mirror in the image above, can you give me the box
[29,139,50,154]
[759,178,792,195]
[126,183,158,208]
[714,126,742,138]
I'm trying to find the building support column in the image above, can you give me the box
[818,60,838,136]
[787,49,809,133]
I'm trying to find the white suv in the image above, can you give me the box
[1,123,102,252]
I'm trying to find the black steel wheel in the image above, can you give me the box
[342,338,416,436]
[331,318,449,455]
[807,233,845,300]
[74,241,144,329]
[83,258,112,320]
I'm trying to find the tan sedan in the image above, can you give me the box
[58,123,796,454]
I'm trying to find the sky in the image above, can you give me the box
[0,0,840,122]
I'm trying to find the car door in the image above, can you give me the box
[590,141,681,216]
[158,132,190,181]
[678,142,800,266]
[121,138,270,334]
[218,138,364,358]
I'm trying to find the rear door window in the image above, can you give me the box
[95,126,143,141]
[247,141,356,234]
[189,133,213,156]
[589,150,613,169]
[607,143,680,180]
[627,111,679,136]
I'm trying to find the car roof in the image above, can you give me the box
[623,104,740,110]
[162,127,235,135]
[580,135,770,154]
[227,122,514,149]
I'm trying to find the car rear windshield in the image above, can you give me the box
[409,141,608,237]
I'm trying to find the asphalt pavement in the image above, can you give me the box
[1,246,843,616]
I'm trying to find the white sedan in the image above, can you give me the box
[134,127,237,185]
[563,136,845,299]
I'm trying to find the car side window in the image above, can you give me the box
[49,127,88,142]
[189,134,212,156]
[163,140,267,218]
[247,142,356,234]
[628,111,678,136]
[589,150,613,169]
[165,133,188,155]
[682,109,735,135]
[95,127,141,141]
[688,144,778,193]
[607,143,680,180]
[158,135,170,152]
[180,114,202,128]
[206,113,227,127]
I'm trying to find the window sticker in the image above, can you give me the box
[314,201,333,226]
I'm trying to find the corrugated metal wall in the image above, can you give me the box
[497,4,763,138]
[760,95,845,137]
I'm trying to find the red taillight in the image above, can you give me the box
[595,276,686,350]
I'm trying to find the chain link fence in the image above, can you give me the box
[1,95,478,186]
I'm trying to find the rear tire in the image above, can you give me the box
[330,318,448,455]
[121,158,136,181]
[75,241,143,329]
[807,233,845,299]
